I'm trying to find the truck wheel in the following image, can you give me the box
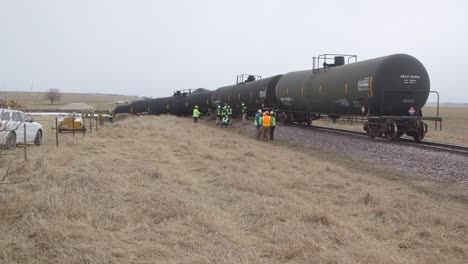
[6,132,16,150]
[34,130,42,146]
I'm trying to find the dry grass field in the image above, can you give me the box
[1,115,467,263]
[1,91,139,111]
[314,106,468,146]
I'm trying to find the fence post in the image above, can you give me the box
[89,116,92,135]
[55,117,59,147]
[95,117,98,132]
[72,116,75,137]
[24,123,27,161]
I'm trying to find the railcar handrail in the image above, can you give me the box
[236,74,261,85]
[379,89,442,130]
[312,54,357,73]
[173,89,192,97]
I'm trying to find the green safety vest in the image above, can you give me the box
[193,109,200,118]
[227,107,232,115]
[109,111,113,117]
[216,108,222,116]
[221,107,227,115]
[254,114,260,126]
[241,106,248,114]
[271,116,276,126]
[222,116,229,123]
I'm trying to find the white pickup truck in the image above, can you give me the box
[0,109,43,149]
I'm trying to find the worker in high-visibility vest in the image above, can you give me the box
[221,105,227,116]
[221,114,229,128]
[270,111,276,140]
[260,111,271,141]
[98,111,104,125]
[254,109,262,139]
[193,105,201,123]
[226,105,233,126]
[241,103,248,125]
[108,110,114,123]
[215,105,222,125]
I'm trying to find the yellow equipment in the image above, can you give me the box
[58,114,86,132]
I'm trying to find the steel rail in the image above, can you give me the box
[285,123,468,156]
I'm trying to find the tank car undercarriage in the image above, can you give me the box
[363,117,428,142]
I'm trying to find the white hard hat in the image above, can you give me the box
[270,111,274,114]
[258,109,262,113]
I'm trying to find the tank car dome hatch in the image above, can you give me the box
[334,56,345,66]
[323,56,346,68]
[193,88,211,93]
[246,75,256,82]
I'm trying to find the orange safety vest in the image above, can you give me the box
[262,115,271,127]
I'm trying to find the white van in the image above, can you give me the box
[0,109,43,149]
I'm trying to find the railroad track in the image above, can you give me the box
[286,123,468,156]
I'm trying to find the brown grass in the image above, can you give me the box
[1,115,468,263]
[314,106,468,146]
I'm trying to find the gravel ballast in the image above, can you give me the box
[236,122,468,184]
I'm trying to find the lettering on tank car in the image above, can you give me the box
[279,97,294,106]
[402,98,415,104]
[259,90,266,98]
[400,74,420,85]
[358,77,370,92]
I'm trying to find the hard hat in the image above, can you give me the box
[265,111,269,115]
[262,112,266,116]
[195,105,198,108]
[270,111,274,115]
[241,103,245,106]
[258,109,262,113]
[217,105,221,108]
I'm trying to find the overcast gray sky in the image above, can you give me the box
[1,0,467,102]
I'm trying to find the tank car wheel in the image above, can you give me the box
[385,122,398,141]
[278,112,291,125]
[412,123,426,142]
[412,132,422,142]
[367,127,377,138]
